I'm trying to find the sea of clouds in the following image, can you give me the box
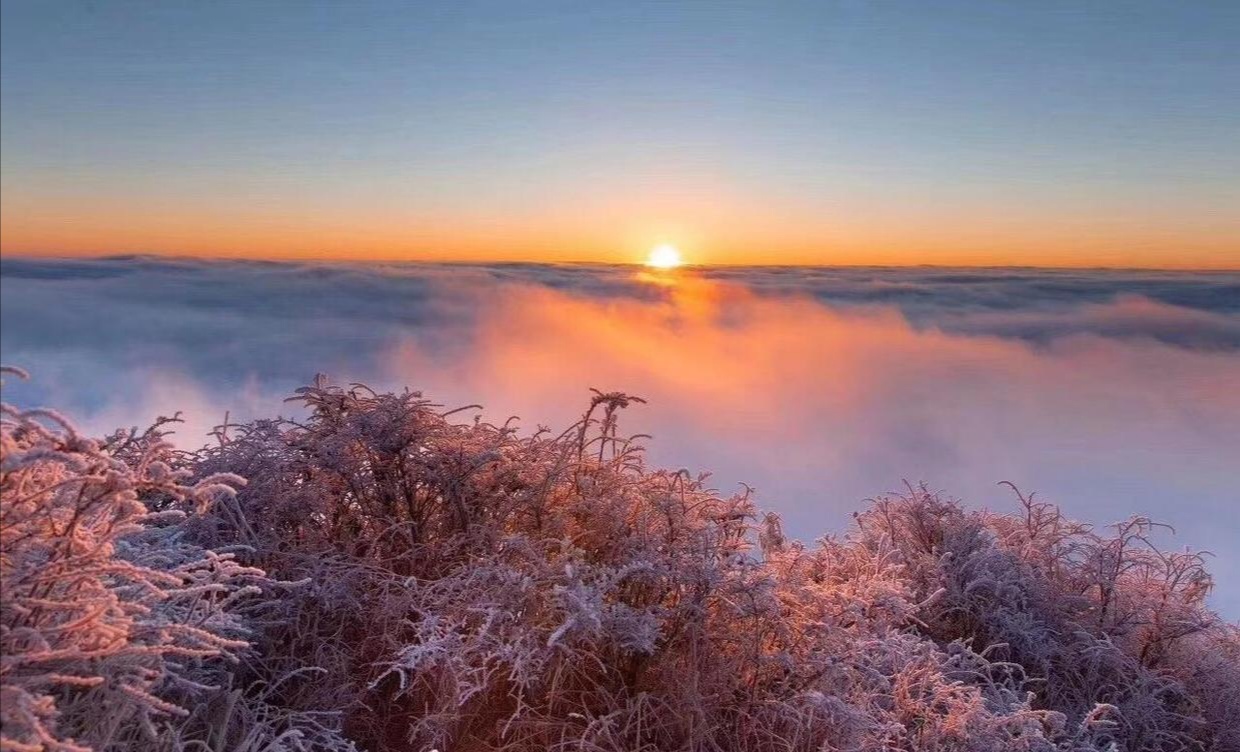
[4,255,1239,612]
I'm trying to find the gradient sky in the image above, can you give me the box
[2,0,1237,267]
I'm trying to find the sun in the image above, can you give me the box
[646,244,683,269]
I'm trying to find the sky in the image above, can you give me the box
[2,0,1238,267]
[3,257,1239,613]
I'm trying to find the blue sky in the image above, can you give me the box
[2,0,1237,265]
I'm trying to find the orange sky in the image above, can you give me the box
[2,193,1236,269]
[4,4,1238,270]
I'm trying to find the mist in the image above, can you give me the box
[4,255,1238,612]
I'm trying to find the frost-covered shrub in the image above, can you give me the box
[190,378,1239,752]
[6,368,1236,751]
[853,484,1235,752]
[0,368,353,752]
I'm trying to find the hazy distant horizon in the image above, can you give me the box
[5,251,1238,273]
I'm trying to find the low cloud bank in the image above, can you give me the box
[3,255,1239,611]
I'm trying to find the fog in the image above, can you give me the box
[4,256,1238,612]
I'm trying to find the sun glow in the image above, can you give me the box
[646,244,683,269]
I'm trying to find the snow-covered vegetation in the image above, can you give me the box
[3,368,1237,751]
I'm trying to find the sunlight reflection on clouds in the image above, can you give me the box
[3,256,1239,612]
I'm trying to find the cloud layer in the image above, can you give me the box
[4,256,1239,612]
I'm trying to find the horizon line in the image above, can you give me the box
[2,250,1238,274]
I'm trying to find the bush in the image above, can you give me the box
[4,370,1237,751]
[0,368,352,752]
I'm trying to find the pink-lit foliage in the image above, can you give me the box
[0,368,354,752]
[4,370,1237,751]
